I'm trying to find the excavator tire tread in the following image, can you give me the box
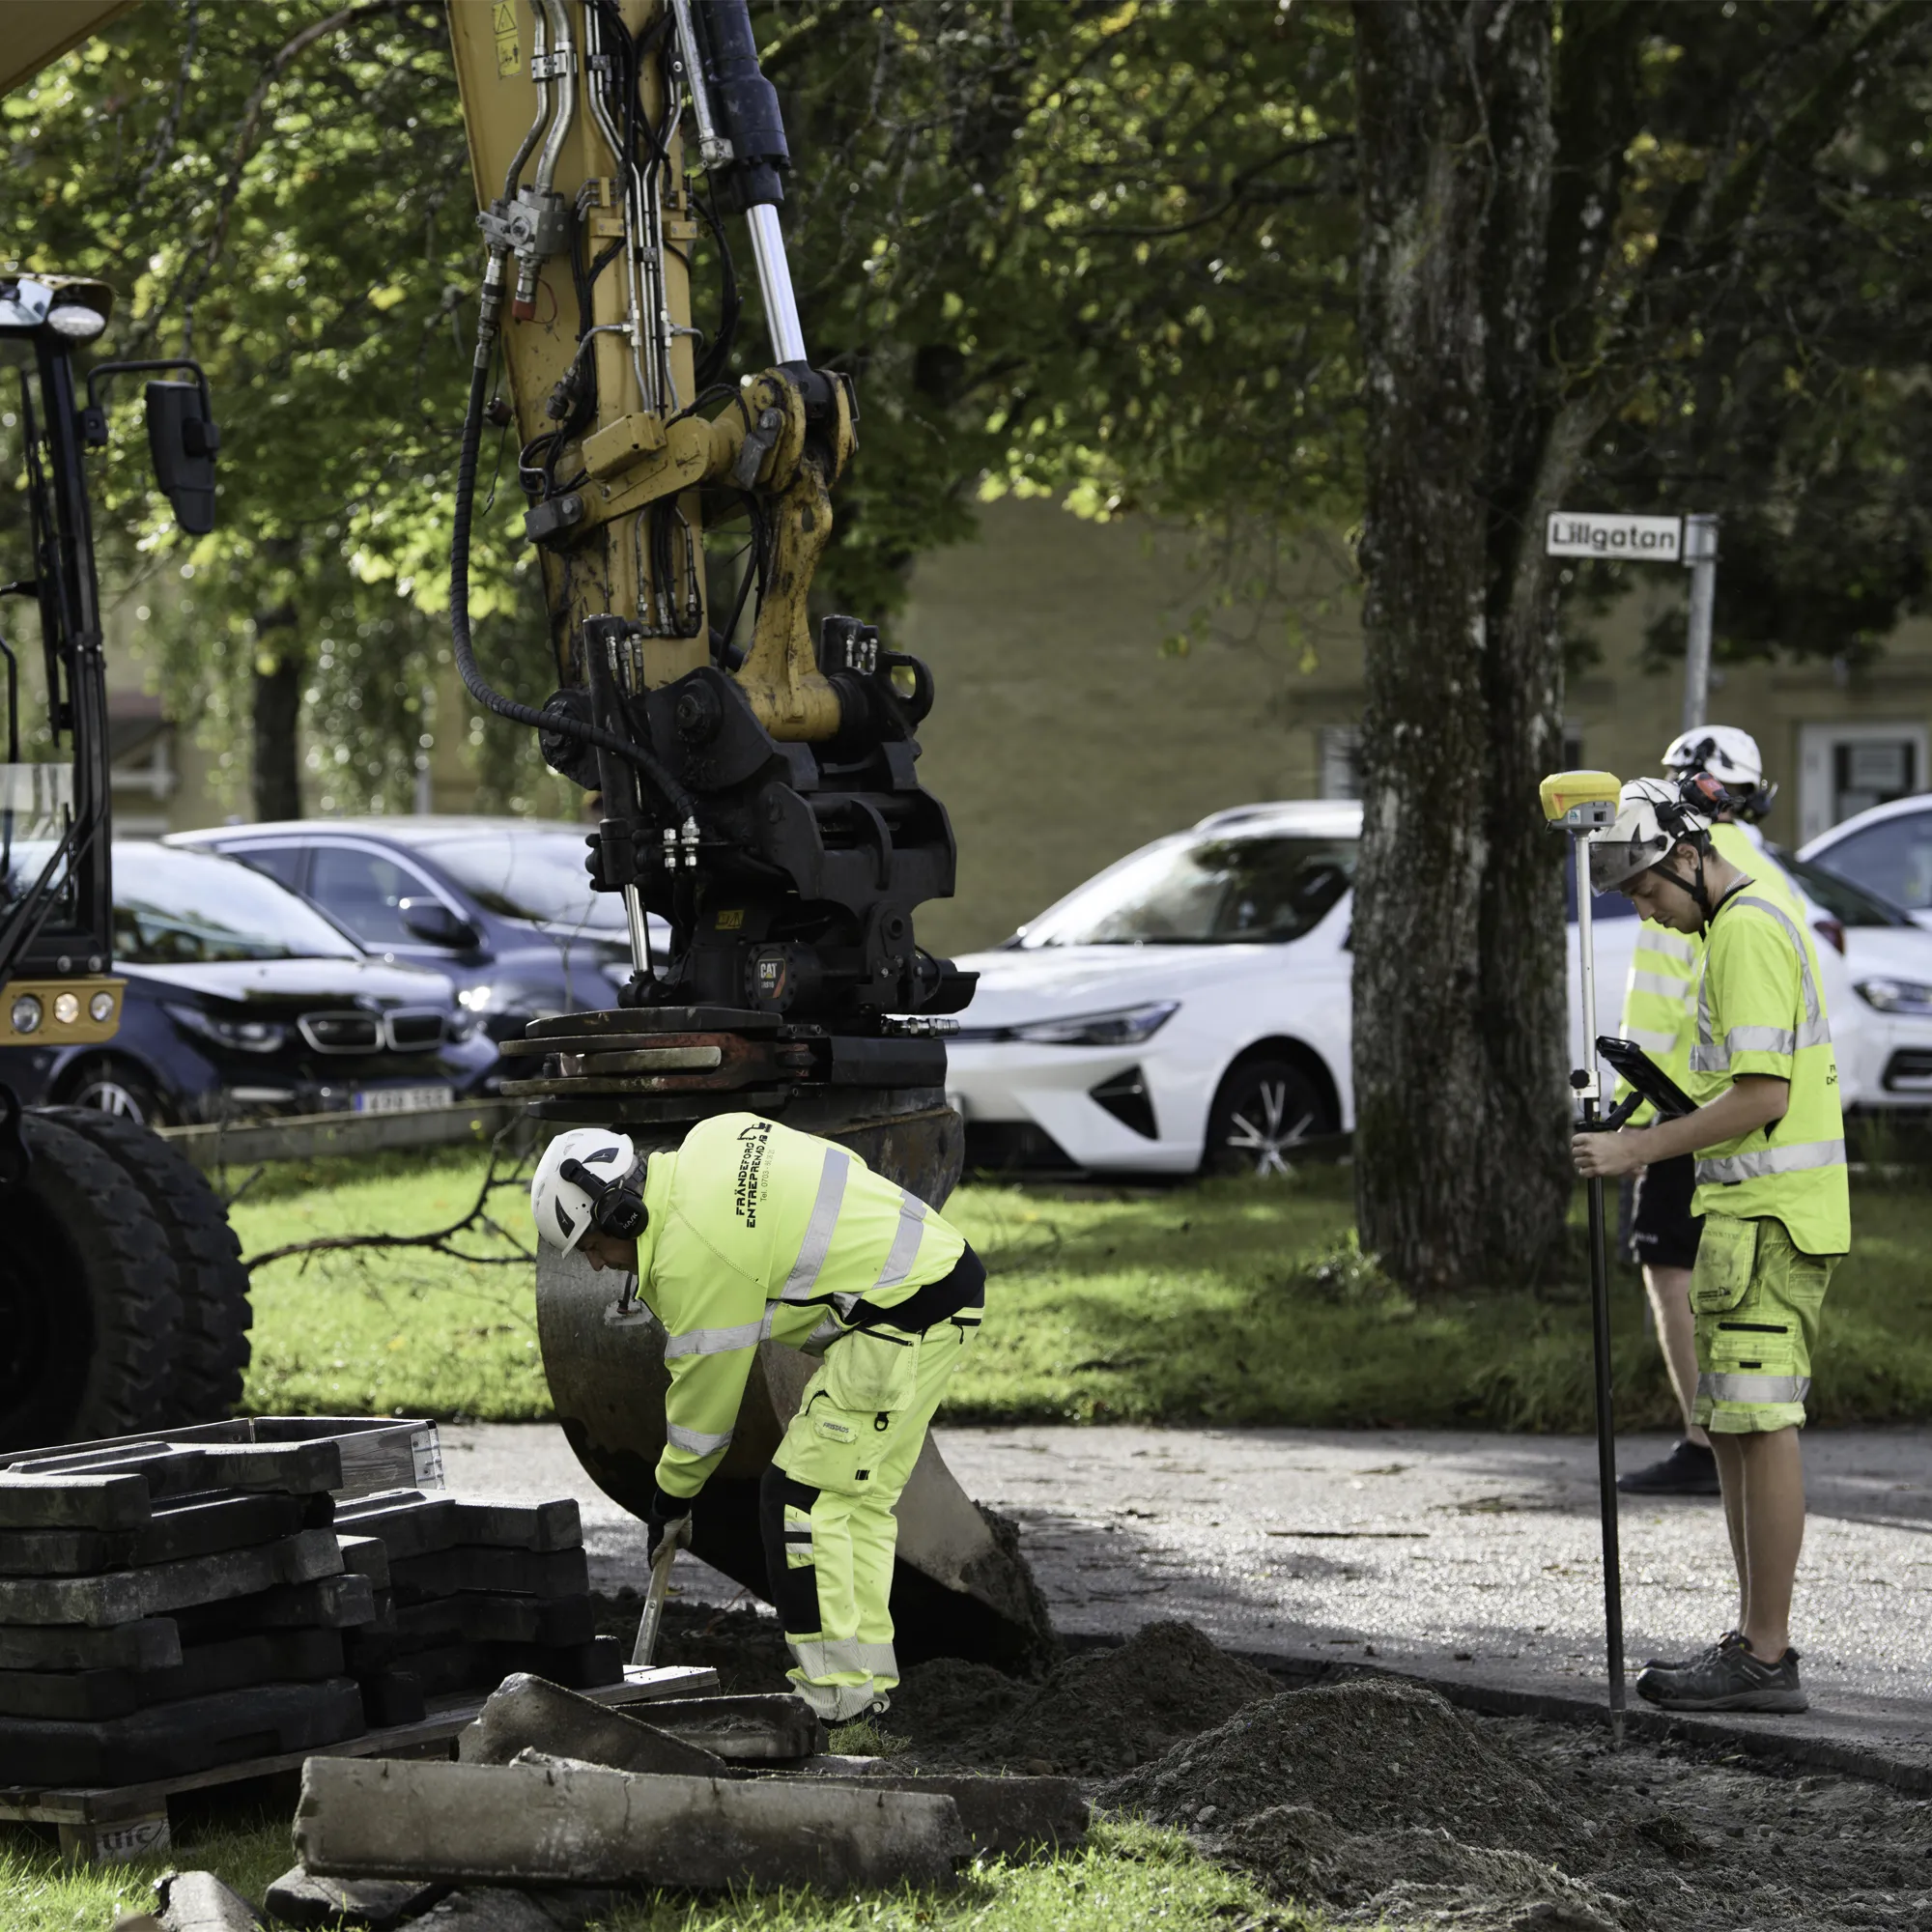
[1,1113,185,1450]
[43,1109,251,1424]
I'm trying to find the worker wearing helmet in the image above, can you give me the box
[529,1113,985,1723]
[1577,776,1848,1714]
[1614,727,1807,1497]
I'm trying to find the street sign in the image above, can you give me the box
[1545,512,1682,561]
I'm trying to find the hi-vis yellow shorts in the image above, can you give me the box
[1690,1214,1837,1434]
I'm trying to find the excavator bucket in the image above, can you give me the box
[535,1099,1058,1670]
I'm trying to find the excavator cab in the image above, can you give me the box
[0,270,250,1454]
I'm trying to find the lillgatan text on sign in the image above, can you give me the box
[1545,512,1684,561]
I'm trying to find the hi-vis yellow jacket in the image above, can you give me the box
[634,1113,967,1499]
[1615,822,1807,1123]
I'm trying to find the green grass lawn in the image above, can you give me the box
[233,1148,1932,1434]
[0,1814,1317,1932]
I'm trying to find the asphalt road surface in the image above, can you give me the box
[441,1421,1932,1717]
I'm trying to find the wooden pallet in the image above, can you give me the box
[0,1662,717,1864]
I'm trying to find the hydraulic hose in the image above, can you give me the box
[447,286,700,834]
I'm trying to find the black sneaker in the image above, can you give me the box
[1618,1439,1721,1496]
[1636,1643,1806,1713]
[1643,1629,1742,1672]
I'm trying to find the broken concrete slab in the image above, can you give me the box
[461,1672,726,1776]
[155,1867,264,1930]
[611,1690,822,1762]
[297,1755,967,1892]
[0,1675,365,1785]
[335,1494,582,1556]
[796,1765,1089,1858]
[0,1493,313,1578]
[172,1571,376,1637]
[0,1527,341,1627]
[0,1471,151,1531]
[0,1614,180,1673]
[0,1625,344,1720]
[263,1865,446,1930]
[337,1535,392,1593]
[388,1547,588,1604]
[403,1891,561,1932]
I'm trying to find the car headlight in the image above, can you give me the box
[1009,1001,1179,1046]
[163,1003,289,1054]
[1856,978,1932,1016]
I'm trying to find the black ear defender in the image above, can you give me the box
[559,1157,649,1239]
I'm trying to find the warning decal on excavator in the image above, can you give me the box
[493,2,519,78]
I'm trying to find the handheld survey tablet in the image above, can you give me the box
[1595,1035,1697,1122]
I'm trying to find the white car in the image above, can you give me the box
[1801,792,1932,930]
[948,802,1932,1178]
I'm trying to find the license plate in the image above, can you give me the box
[354,1085,453,1116]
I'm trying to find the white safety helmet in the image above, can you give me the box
[530,1127,644,1254]
[1662,724,1776,822]
[1589,777,1715,895]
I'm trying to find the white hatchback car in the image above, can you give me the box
[949,802,1932,1177]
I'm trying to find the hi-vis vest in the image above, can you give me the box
[636,1114,967,1498]
[1690,886,1851,1257]
[1615,823,1806,1125]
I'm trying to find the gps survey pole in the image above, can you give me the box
[1541,770,1629,1739]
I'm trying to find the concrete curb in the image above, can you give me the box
[1060,1631,1932,1795]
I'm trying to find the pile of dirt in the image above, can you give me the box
[1104,1675,1572,1845]
[892,1620,1276,1777]
[1212,1804,1623,1931]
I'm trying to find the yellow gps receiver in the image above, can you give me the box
[1540,770,1621,832]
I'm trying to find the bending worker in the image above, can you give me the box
[529,1112,985,1722]
[1577,775,1848,1715]
[1615,727,1805,1497]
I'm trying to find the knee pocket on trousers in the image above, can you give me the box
[822,1327,920,1412]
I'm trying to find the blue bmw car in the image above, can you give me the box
[170,816,654,1047]
[0,842,496,1125]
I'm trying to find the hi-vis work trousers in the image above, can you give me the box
[759,1308,980,1722]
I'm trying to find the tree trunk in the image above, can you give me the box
[1349,1,1575,1293]
[250,605,303,822]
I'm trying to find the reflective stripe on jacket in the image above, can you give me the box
[1690,886,1850,1257]
[635,1113,968,1499]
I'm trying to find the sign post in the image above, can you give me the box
[1546,509,1720,739]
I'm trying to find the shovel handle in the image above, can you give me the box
[631,1515,692,1669]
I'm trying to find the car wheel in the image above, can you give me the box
[0,1112,185,1450]
[1204,1058,1327,1179]
[45,1108,252,1426]
[60,1056,171,1127]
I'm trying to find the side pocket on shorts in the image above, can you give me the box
[822,1326,920,1414]
[1690,1215,1759,1316]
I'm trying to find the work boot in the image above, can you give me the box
[1618,1438,1721,1496]
[1643,1629,1742,1672]
[1636,1642,1806,1713]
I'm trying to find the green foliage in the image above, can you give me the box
[0,0,566,811]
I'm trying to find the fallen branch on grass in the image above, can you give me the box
[242,1132,535,1274]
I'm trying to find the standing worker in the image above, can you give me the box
[1615,728,1804,1496]
[1577,776,1848,1713]
[529,1113,986,1723]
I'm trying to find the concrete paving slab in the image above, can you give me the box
[441,1420,1932,1778]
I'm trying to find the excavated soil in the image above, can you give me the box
[891,1619,1276,1776]
[591,1592,794,1694]
[1098,1666,1932,1931]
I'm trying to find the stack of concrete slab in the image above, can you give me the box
[0,1439,376,1784]
[330,1492,620,1722]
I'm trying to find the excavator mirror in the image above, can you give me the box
[143,379,219,534]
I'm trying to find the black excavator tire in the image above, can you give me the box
[0,1112,187,1451]
[43,1107,252,1426]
